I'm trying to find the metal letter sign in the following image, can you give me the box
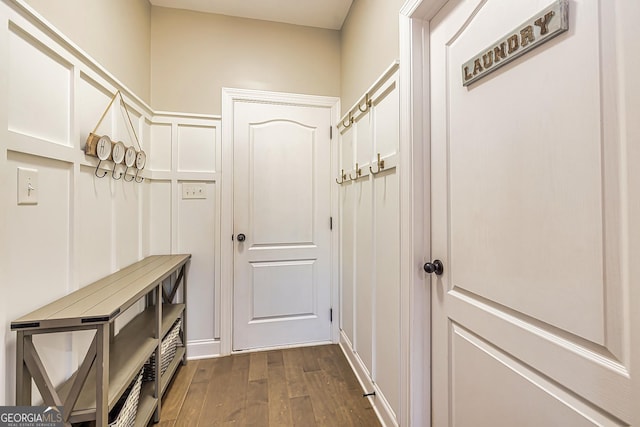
[462,0,569,87]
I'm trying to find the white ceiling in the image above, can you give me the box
[149,0,353,30]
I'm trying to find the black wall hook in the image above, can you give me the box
[134,169,144,183]
[95,160,108,178]
[112,166,123,180]
[123,166,135,182]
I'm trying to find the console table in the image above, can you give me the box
[11,254,191,426]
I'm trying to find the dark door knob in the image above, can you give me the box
[237,233,246,242]
[423,259,444,275]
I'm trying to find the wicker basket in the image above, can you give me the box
[108,369,143,427]
[143,318,182,382]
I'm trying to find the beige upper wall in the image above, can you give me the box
[21,0,398,117]
[150,7,341,115]
[23,0,151,103]
[340,0,405,115]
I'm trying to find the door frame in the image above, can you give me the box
[398,0,448,425]
[220,88,341,356]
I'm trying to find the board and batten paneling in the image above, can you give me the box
[354,110,374,375]
[7,23,72,146]
[177,124,218,173]
[340,125,356,344]
[5,151,73,395]
[149,113,222,358]
[149,180,172,253]
[0,0,222,405]
[371,72,400,414]
[338,63,400,426]
[177,181,218,340]
[150,122,172,172]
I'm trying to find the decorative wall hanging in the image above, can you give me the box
[85,90,147,181]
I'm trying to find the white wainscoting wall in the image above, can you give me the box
[150,112,222,359]
[338,62,400,427]
[0,0,221,405]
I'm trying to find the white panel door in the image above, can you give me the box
[233,101,332,351]
[430,0,636,424]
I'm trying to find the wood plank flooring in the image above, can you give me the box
[157,344,381,426]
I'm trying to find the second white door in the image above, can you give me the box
[232,96,333,351]
[428,0,637,424]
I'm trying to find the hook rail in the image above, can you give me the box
[338,61,399,131]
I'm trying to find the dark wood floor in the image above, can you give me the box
[157,344,381,426]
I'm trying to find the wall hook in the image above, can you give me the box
[358,93,371,113]
[336,169,347,184]
[369,153,385,175]
[349,163,362,180]
[123,166,135,182]
[112,166,123,180]
[95,160,108,178]
[134,168,144,183]
[342,112,353,129]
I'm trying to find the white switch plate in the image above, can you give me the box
[182,182,206,199]
[17,167,38,205]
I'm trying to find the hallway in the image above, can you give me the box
[157,345,381,426]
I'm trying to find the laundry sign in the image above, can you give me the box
[462,0,568,87]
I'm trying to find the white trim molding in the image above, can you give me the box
[186,339,222,360]
[339,331,398,427]
[399,0,448,425]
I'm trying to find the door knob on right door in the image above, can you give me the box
[423,260,444,275]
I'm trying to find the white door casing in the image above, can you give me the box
[221,89,340,352]
[424,0,639,425]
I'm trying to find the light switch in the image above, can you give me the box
[182,182,207,199]
[17,167,38,205]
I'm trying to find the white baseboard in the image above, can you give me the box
[231,340,334,354]
[186,339,221,360]
[339,331,398,427]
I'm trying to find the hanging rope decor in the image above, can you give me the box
[85,90,147,181]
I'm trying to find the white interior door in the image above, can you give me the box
[430,0,637,424]
[233,99,333,351]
